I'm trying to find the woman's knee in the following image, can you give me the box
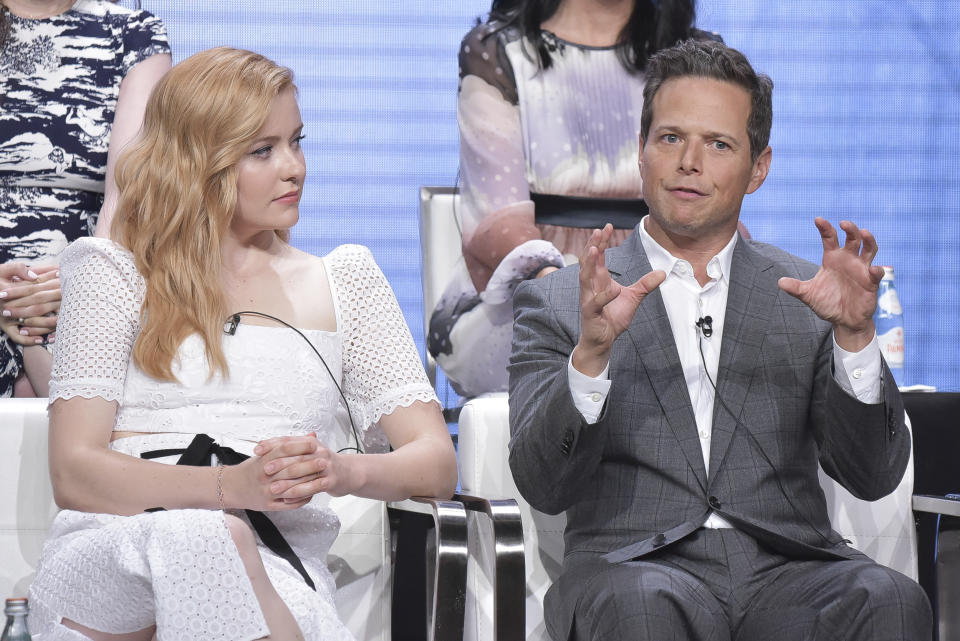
[59,619,155,641]
[223,513,257,552]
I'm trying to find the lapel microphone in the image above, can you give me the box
[223,313,241,336]
[218,310,364,454]
[696,315,713,338]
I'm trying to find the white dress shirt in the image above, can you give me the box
[568,217,884,529]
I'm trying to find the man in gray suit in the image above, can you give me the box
[508,39,931,641]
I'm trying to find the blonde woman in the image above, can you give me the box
[28,47,457,641]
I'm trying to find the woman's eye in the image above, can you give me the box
[292,134,306,147]
[252,145,272,157]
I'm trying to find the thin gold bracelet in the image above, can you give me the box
[216,464,225,510]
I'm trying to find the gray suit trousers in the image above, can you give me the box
[572,529,931,641]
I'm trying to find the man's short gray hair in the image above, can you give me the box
[640,39,773,163]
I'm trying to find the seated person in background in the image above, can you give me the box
[507,38,930,641]
[428,0,718,398]
[0,0,171,397]
[28,47,457,641]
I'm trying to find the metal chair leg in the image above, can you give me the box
[390,497,468,641]
[456,493,525,641]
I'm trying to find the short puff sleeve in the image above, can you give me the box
[326,245,438,453]
[49,237,144,404]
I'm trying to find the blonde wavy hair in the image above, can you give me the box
[112,47,295,381]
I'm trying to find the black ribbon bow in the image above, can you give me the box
[141,433,316,591]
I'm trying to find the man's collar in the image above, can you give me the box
[637,215,738,284]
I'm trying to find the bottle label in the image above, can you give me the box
[877,288,902,315]
[877,326,904,367]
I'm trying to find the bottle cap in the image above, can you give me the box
[3,597,27,615]
[880,266,894,281]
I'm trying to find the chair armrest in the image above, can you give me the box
[455,493,525,641]
[388,497,468,641]
[913,494,960,517]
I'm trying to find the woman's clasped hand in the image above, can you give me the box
[0,264,61,346]
[223,434,356,511]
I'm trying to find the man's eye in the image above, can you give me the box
[663,134,679,143]
[712,141,729,150]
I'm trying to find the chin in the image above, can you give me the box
[651,210,702,235]
[275,211,300,230]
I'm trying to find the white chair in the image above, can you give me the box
[419,187,527,640]
[419,186,464,391]
[0,398,468,641]
[458,394,556,641]
[458,394,960,641]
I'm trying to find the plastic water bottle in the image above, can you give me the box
[875,266,904,386]
[1,598,31,641]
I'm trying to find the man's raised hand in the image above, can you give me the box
[778,217,884,352]
[572,224,665,377]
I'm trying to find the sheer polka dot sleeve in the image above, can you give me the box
[457,23,533,246]
[49,237,144,404]
[326,245,438,453]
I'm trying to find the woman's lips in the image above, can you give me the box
[273,191,300,204]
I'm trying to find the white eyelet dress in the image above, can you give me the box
[28,237,439,641]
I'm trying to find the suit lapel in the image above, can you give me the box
[707,241,777,482]
[607,232,708,492]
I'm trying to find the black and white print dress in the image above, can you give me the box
[0,0,169,396]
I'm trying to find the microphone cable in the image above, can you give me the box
[224,311,363,454]
[695,321,839,549]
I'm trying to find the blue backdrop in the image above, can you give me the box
[140,1,960,395]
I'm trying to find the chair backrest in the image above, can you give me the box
[0,398,391,641]
[458,394,566,641]
[457,394,919,641]
[419,186,463,387]
[818,413,918,580]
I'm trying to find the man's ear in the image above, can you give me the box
[745,145,772,194]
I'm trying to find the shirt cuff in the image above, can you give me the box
[568,355,612,424]
[832,332,883,404]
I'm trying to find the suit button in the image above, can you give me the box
[708,496,721,509]
[651,533,666,548]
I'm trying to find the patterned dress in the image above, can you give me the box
[0,0,169,396]
[428,22,647,398]
[29,238,439,640]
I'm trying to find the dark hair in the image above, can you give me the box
[640,39,773,162]
[489,0,696,73]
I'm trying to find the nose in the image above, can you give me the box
[281,144,306,185]
[678,141,702,175]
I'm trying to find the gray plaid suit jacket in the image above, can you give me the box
[507,228,909,640]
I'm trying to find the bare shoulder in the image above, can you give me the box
[282,245,328,280]
[270,245,335,330]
